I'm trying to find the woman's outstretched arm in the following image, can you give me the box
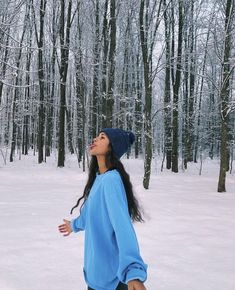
[58,200,88,236]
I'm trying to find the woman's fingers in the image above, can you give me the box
[129,286,146,290]
[58,220,72,237]
[58,224,67,231]
[128,280,146,290]
[59,227,67,233]
[63,232,70,237]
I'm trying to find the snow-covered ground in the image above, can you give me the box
[0,152,235,290]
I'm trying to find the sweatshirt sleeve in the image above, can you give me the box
[102,174,148,284]
[70,200,87,233]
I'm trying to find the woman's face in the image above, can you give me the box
[89,132,110,156]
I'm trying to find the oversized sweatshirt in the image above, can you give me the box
[70,169,148,290]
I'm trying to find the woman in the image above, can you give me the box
[58,128,148,290]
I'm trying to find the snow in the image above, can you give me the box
[0,153,235,290]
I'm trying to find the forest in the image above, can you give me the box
[0,0,234,191]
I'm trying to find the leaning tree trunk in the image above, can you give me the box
[139,0,162,188]
[218,0,234,192]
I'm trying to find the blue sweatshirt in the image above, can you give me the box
[70,169,148,290]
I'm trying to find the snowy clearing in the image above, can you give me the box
[0,153,235,290]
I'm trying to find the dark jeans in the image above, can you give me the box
[88,281,128,290]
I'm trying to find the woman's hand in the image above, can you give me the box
[58,219,72,236]
[128,279,146,290]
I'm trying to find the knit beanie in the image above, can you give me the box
[100,128,135,159]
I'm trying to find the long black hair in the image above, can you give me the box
[70,143,144,222]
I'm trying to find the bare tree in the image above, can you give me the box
[139,0,163,188]
[163,0,172,169]
[218,0,234,192]
[171,0,184,173]
[106,0,116,127]
[57,0,73,167]
[32,0,47,163]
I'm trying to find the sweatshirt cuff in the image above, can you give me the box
[70,218,79,233]
[125,266,147,284]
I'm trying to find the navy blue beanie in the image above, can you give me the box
[100,128,135,159]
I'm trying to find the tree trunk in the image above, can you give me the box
[140,0,153,189]
[134,52,143,159]
[66,78,74,154]
[45,0,57,157]
[172,0,184,173]
[91,0,100,137]
[22,26,32,156]
[187,0,195,163]
[37,0,47,164]
[106,0,116,127]
[218,0,234,192]
[101,0,109,128]
[163,0,172,170]
[75,1,86,171]
[58,0,72,167]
